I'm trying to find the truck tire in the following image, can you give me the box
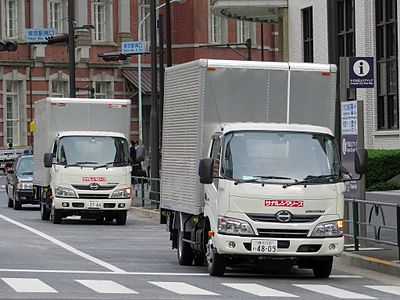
[207,247,226,276]
[312,257,333,278]
[177,230,194,266]
[116,211,127,225]
[8,197,13,208]
[13,193,21,210]
[40,202,51,220]
[52,209,63,224]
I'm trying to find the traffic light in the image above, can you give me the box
[0,40,18,52]
[98,52,128,61]
[46,33,69,45]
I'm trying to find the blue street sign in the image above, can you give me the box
[121,41,144,54]
[26,28,57,43]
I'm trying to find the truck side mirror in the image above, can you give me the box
[136,146,145,162]
[44,153,53,168]
[198,158,214,184]
[355,149,369,175]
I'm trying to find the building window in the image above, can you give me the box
[92,0,112,42]
[51,80,68,97]
[237,20,253,43]
[376,0,398,130]
[337,0,355,57]
[5,81,21,146]
[302,6,313,62]
[5,0,18,38]
[211,13,222,43]
[95,81,112,99]
[48,0,67,33]
[138,0,151,42]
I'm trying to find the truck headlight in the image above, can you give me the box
[111,187,132,199]
[55,187,77,198]
[218,216,255,236]
[311,220,344,237]
[17,182,33,189]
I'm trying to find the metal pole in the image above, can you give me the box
[150,0,159,181]
[158,14,165,146]
[397,205,400,260]
[166,0,172,67]
[68,0,76,97]
[353,201,359,251]
[260,22,264,61]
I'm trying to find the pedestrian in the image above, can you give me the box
[130,140,142,174]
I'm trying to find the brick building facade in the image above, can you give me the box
[0,0,280,151]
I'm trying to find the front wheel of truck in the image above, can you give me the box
[52,208,63,224]
[177,230,194,266]
[207,239,226,276]
[116,211,127,225]
[312,257,333,278]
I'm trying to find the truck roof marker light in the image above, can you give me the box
[208,231,215,237]
[322,72,331,76]
[207,67,216,71]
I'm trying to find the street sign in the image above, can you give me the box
[121,41,145,55]
[26,28,57,43]
[349,57,374,88]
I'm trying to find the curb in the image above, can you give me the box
[129,206,160,224]
[340,251,400,277]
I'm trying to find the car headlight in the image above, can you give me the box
[311,220,344,237]
[55,187,77,198]
[17,182,33,189]
[218,216,255,236]
[111,187,132,199]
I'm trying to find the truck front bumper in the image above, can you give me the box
[215,234,344,256]
[53,197,131,211]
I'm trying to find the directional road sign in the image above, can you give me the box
[121,41,145,55]
[26,28,57,43]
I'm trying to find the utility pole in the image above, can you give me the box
[165,0,172,67]
[68,0,76,97]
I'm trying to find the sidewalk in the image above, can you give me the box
[130,190,400,278]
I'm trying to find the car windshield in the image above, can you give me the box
[221,131,340,183]
[16,156,33,175]
[56,136,130,167]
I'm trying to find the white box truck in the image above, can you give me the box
[160,59,368,277]
[33,98,132,225]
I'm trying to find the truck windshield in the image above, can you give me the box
[56,136,130,167]
[221,131,340,183]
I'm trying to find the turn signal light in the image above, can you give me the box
[208,231,214,237]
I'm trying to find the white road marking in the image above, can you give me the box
[0,214,126,273]
[2,278,58,293]
[222,283,298,297]
[149,281,219,296]
[330,275,363,278]
[0,268,209,276]
[365,285,400,296]
[294,284,376,299]
[76,280,138,294]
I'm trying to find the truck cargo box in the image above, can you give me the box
[33,98,131,187]
[161,59,337,215]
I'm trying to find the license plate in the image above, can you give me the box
[87,201,102,209]
[251,240,278,253]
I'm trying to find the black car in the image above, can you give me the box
[6,155,37,210]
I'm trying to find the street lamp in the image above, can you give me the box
[137,0,186,144]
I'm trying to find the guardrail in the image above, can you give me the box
[131,175,160,208]
[344,198,400,260]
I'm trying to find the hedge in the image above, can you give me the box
[366,149,400,191]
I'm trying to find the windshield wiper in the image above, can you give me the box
[234,175,294,185]
[93,161,114,170]
[64,161,97,168]
[283,174,339,188]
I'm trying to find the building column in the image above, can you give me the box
[31,0,45,60]
[118,0,132,43]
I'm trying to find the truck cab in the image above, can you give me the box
[40,131,132,224]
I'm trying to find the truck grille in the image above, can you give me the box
[257,229,309,238]
[248,214,320,223]
[78,194,110,199]
[72,184,116,190]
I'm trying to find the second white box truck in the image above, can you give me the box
[160,59,368,277]
[33,98,132,225]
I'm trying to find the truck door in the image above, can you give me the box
[204,137,220,222]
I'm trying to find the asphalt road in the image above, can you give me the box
[0,176,399,299]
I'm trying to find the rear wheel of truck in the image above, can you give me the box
[177,230,194,266]
[52,209,63,224]
[13,193,21,210]
[207,247,226,276]
[116,211,127,225]
[312,257,333,278]
[40,202,51,220]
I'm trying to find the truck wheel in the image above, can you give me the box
[13,194,21,210]
[207,247,226,276]
[312,257,333,278]
[105,216,114,223]
[8,197,13,208]
[52,209,63,224]
[116,211,127,225]
[40,202,51,220]
[177,230,194,266]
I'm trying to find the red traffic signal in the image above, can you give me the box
[46,33,69,45]
[0,41,18,51]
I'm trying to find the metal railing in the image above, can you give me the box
[344,198,400,259]
[131,175,160,208]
